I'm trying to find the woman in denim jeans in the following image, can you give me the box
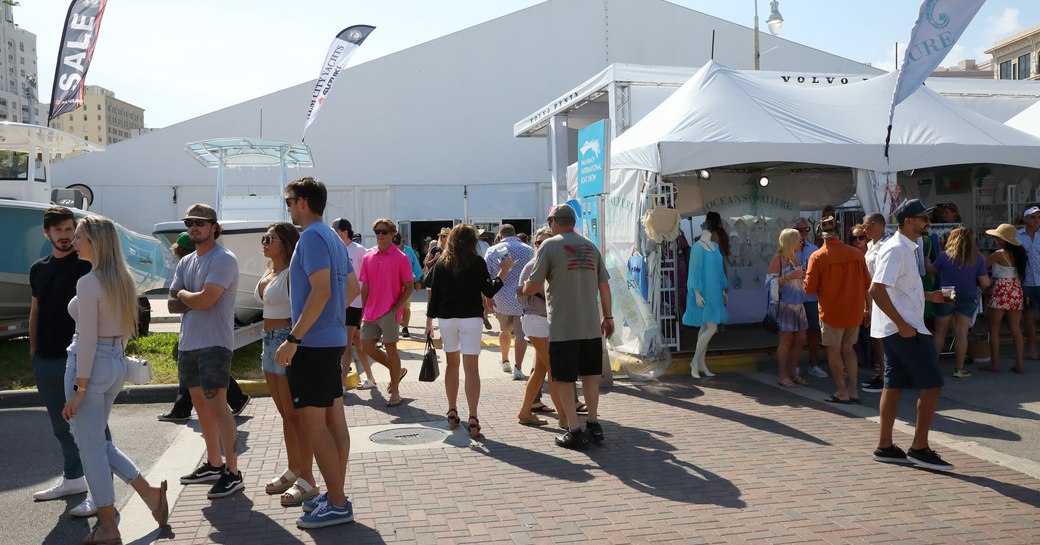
[255,222,317,506]
[61,216,168,544]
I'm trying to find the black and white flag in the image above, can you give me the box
[48,0,107,121]
[303,25,376,138]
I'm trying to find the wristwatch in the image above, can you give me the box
[286,334,302,345]
[73,384,87,392]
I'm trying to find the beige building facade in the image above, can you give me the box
[985,23,1040,80]
[0,3,39,123]
[49,85,145,147]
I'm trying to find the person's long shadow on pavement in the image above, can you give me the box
[584,423,746,508]
[197,496,387,545]
[475,437,597,483]
[939,471,1040,509]
[616,376,831,446]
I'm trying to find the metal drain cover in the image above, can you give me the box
[369,427,447,446]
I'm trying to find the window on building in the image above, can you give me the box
[82,114,87,121]
[97,115,101,121]
[97,104,101,110]
[19,69,23,78]
[18,42,23,52]
[1019,53,1031,79]
[1000,59,1013,80]
[19,56,23,65]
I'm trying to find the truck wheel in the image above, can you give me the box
[137,296,152,337]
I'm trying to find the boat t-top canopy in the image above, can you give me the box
[185,138,314,169]
[0,121,103,155]
[184,138,314,220]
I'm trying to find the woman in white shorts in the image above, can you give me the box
[515,227,565,427]
[425,224,513,438]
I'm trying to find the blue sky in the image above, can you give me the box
[15,1,1040,127]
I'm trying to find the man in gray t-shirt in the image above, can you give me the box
[522,204,613,450]
[168,204,244,498]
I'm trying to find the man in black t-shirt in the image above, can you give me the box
[29,206,94,515]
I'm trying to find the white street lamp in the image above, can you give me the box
[754,0,784,70]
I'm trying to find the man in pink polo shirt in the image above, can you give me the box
[359,218,414,407]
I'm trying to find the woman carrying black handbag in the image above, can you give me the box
[424,225,512,438]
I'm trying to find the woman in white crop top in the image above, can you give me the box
[61,216,169,543]
[255,222,319,505]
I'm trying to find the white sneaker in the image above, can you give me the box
[807,366,829,378]
[500,359,512,373]
[69,494,97,517]
[511,366,528,381]
[33,476,88,501]
[356,379,377,390]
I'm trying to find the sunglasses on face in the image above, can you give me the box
[373,228,391,235]
[184,219,210,228]
[795,227,810,232]
[261,235,281,245]
[284,196,304,207]
[545,217,555,224]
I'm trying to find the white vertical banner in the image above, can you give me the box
[302,25,376,139]
[885,0,985,155]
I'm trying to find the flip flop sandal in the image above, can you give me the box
[280,479,320,507]
[152,480,169,528]
[517,415,548,426]
[793,376,810,386]
[575,403,588,414]
[264,469,298,495]
[777,379,798,388]
[386,395,404,407]
[530,404,556,414]
[824,394,852,404]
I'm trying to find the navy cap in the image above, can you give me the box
[332,218,352,233]
[894,199,934,224]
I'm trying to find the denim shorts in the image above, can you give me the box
[933,291,978,318]
[882,333,944,390]
[178,346,233,391]
[261,327,291,375]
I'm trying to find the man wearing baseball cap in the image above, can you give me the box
[868,199,953,471]
[520,203,613,450]
[169,204,245,495]
[1016,205,1040,360]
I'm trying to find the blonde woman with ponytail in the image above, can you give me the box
[62,216,168,544]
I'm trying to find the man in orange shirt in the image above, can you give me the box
[804,216,870,403]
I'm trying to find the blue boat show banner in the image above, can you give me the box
[577,119,609,198]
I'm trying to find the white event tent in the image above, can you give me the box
[1007,99,1040,136]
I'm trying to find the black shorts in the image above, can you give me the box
[286,345,345,408]
[345,306,362,327]
[549,338,603,382]
[882,333,944,390]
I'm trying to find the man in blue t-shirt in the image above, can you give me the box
[276,177,360,529]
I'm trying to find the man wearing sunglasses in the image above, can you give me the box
[168,204,244,498]
[276,178,359,528]
[793,217,827,380]
[359,218,414,407]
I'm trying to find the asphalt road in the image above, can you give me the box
[0,401,182,545]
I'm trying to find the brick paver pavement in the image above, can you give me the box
[160,375,1040,544]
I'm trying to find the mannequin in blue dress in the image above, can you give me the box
[682,229,728,378]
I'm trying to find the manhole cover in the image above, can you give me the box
[369,427,447,446]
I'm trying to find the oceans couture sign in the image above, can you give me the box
[577,119,609,198]
[701,182,795,217]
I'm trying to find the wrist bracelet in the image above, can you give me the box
[604,316,613,319]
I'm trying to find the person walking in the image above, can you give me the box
[158,232,250,422]
[860,213,892,394]
[359,218,414,407]
[927,226,990,378]
[395,232,423,338]
[62,215,169,544]
[169,204,244,498]
[982,224,1027,374]
[804,216,870,403]
[870,199,954,471]
[515,227,565,426]
[29,206,95,516]
[256,222,320,507]
[768,229,809,388]
[425,224,512,438]
[521,204,613,450]
[276,177,360,528]
[485,224,534,380]
[333,219,377,390]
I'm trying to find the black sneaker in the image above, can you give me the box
[586,422,604,444]
[872,444,912,465]
[180,462,225,484]
[555,429,590,450]
[157,411,191,422]
[230,395,250,417]
[907,447,955,471]
[401,327,411,338]
[207,468,245,498]
[860,376,884,393]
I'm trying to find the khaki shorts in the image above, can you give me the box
[495,312,525,338]
[820,322,859,346]
[361,311,400,343]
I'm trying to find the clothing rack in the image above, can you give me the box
[653,181,679,349]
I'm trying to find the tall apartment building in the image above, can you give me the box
[0,3,39,123]
[985,23,1040,80]
[49,85,145,146]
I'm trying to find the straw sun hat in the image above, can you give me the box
[985,224,1021,246]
